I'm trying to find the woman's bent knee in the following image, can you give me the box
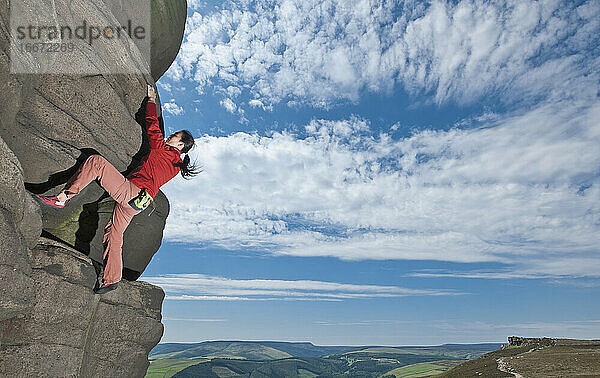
[87,154,107,165]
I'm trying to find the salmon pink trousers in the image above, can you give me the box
[60,155,142,285]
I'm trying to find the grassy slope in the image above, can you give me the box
[440,339,600,378]
[172,357,349,378]
[380,360,463,378]
[334,344,500,366]
[344,345,500,360]
[150,341,360,361]
[151,342,293,361]
[438,345,530,378]
[145,358,208,378]
[298,367,319,378]
[502,339,600,377]
[207,343,292,360]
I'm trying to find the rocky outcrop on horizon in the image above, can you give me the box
[0,0,187,376]
[507,336,555,347]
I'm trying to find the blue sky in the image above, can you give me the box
[140,0,600,345]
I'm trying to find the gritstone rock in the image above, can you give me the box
[0,239,164,377]
[0,0,186,277]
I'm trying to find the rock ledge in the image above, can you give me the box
[0,238,165,378]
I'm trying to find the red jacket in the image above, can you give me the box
[127,100,182,199]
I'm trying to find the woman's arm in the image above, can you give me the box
[145,85,166,149]
[147,84,156,103]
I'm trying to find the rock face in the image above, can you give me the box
[0,136,40,341]
[0,0,187,375]
[0,239,164,377]
[151,0,188,81]
[0,0,186,277]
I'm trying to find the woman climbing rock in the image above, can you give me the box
[35,84,199,294]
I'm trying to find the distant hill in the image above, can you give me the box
[440,337,600,377]
[150,341,364,360]
[150,341,501,361]
[147,341,501,377]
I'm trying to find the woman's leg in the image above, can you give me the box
[60,154,142,286]
[101,199,140,285]
[60,154,133,204]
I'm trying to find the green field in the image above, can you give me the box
[151,342,291,361]
[380,360,462,377]
[145,358,208,378]
[338,345,495,361]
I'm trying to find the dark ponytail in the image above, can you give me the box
[175,130,202,179]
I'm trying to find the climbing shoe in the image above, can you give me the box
[34,194,69,209]
[94,282,119,294]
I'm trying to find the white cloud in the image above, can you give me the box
[143,274,460,301]
[162,99,184,116]
[248,99,263,107]
[158,0,600,279]
[408,271,557,280]
[158,82,172,92]
[162,96,600,277]
[166,0,599,107]
[248,98,273,111]
[225,86,241,98]
[219,97,238,113]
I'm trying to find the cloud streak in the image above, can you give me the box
[144,274,462,301]
[408,271,558,280]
